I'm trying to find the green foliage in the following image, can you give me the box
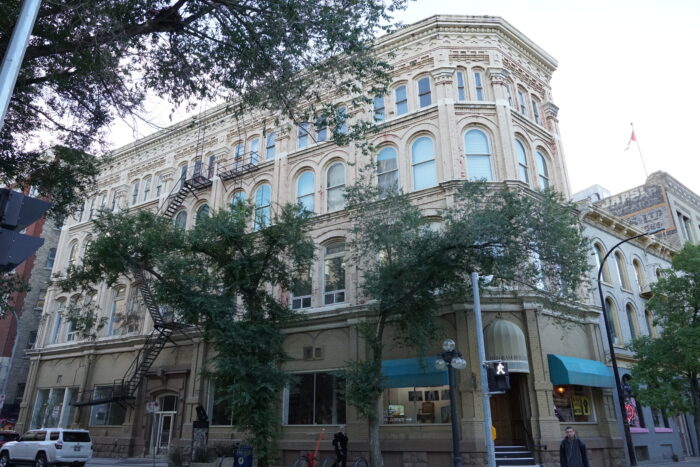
[63,299,107,340]
[1,0,405,217]
[61,203,314,466]
[630,244,700,424]
[0,272,30,318]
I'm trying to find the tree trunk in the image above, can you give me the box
[692,376,700,456]
[368,397,384,467]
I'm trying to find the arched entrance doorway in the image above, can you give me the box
[149,394,178,455]
[484,318,532,445]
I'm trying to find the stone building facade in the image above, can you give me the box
[16,15,634,466]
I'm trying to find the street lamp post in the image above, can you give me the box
[597,227,662,467]
[435,339,468,467]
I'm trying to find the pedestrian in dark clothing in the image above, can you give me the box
[332,425,348,467]
[560,426,590,467]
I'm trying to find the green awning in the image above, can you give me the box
[381,358,449,388]
[547,354,614,388]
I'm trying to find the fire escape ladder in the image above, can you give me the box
[124,328,172,397]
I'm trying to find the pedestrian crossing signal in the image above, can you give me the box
[487,361,510,392]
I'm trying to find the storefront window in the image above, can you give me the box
[89,386,127,426]
[208,384,236,426]
[625,396,645,428]
[30,387,77,429]
[552,385,595,423]
[383,385,450,424]
[284,372,345,425]
[651,408,670,428]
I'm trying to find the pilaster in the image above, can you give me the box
[487,67,518,182]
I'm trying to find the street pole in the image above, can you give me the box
[0,0,42,131]
[472,272,496,467]
[597,227,662,467]
[447,364,463,467]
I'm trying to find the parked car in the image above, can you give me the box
[0,428,92,467]
[0,432,19,448]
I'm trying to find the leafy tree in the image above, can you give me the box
[60,203,314,467]
[344,179,590,467]
[629,243,700,446]
[1,0,404,217]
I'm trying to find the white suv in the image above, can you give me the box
[0,428,92,467]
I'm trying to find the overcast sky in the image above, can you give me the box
[106,0,700,198]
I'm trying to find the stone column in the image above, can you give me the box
[487,67,518,182]
[543,102,572,198]
[431,67,461,182]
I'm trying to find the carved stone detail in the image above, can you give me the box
[487,67,510,85]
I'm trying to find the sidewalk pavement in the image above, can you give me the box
[86,458,168,466]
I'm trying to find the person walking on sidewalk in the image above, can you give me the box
[560,426,590,467]
[332,425,348,467]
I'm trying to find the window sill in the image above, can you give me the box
[557,421,598,425]
[380,423,451,426]
[655,427,673,433]
[630,427,649,433]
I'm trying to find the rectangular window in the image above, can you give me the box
[531,98,541,124]
[518,90,527,115]
[208,383,236,426]
[45,249,56,269]
[284,372,345,425]
[249,138,260,164]
[373,95,385,122]
[26,331,37,349]
[626,397,646,428]
[107,290,126,336]
[131,181,139,205]
[417,77,431,107]
[50,312,62,344]
[315,117,328,142]
[552,385,596,423]
[473,72,484,101]
[506,85,514,108]
[30,387,77,429]
[89,386,127,426]
[383,384,450,424]
[298,123,310,149]
[324,243,345,305]
[651,408,670,429]
[111,191,118,211]
[291,265,312,310]
[88,197,96,219]
[395,86,408,116]
[155,174,164,197]
[142,178,151,201]
[15,383,25,404]
[676,212,694,242]
[456,72,466,101]
[265,132,276,160]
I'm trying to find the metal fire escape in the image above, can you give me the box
[72,119,261,407]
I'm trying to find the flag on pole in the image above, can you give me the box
[625,129,637,151]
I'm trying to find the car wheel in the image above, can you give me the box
[34,452,48,467]
[0,451,11,467]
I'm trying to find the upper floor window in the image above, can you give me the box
[142,177,152,201]
[395,85,408,116]
[76,201,84,223]
[110,191,118,212]
[298,123,310,149]
[645,309,657,338]
[296,171,315,213]
[178,164,189,190]
[505,84,514,108]
[535,151,550,190]
[473,71,484,101]
[326,163,345,212]
[249,138,260,164]
[614,251,631,290]
[49,301,65,344]
[373,95,385,122]
[626,303,639,340]
[411,136,437,191]
[193,158,203,177]
[676,211,694,243]
[265,132,276,160]
[315,116,328,142]
[456,71,466,101]
[324,242,346,305]
[234,143,245,159]
[207,154,217,178]
[336,106,348,134]
[98,192,107,211]
[196,204,210,225]
[174,210,187,229]
[605,297,621,346]
[130,180,139,205]
[517,89,527,115]
[67,242,78,268]
[594,243,611,283]
[377,147,398,196]
[291,264,312,310]
[254,184,272,230]
[515,140,529,184]
[88,197,96,219]
[531,98,541,124]
[107,288,126,337]
[465,129,493,181]
[632,259,646,292]
[417,77,432,108]
[45,248,57,269]
[230,191,247,209]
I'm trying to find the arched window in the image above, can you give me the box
[626,303,639,340]
[207,154,217,178]
[377,147,398,196]
[142,176,152,201]
[234,143,245,159]
[395,85,408,116]
[531,97,542,124]
[265,132,276,160]
[230,191,247,209]
[515,140,529,184]
[324,241,346,305]
[594,243,611,283]
[614,251,631,290]
[455,71,466,101]
[605,297,622,346]
[174,210,187,229]
[196,204,210,224]
[107,288,126,337]
[417,77,432,107]
[249,138,260,164]
[155,174,164,197]
[296,171,315,213]
[254,184,272,230]
[83,237,92,258]
[130,180,140,205]
[411,136,437,190]
[465,129,493,181]
[632,259,646,292]
[326,163,345,212]
[50,300,65,344]
[68,242,78,267]
[373,95,385,122]
[517,88,528,115]
[535,151,550,190]
[178,164,188,190]
[645,309,657,338]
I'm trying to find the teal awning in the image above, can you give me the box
[547,354,614,388]
[381,358,449,388]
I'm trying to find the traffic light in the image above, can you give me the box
[0,189,51,272]
[487,360,510,392]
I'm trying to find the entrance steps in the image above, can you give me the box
[495,445,541,467]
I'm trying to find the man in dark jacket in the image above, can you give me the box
[560,427,590,467]
[332,425,348,467]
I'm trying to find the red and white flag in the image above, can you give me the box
[625,129,637,151]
